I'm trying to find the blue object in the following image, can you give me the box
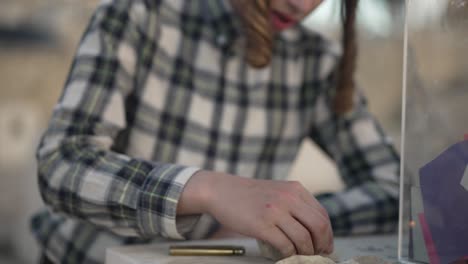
[419,140,468,264]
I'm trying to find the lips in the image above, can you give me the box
[271,10,298,31]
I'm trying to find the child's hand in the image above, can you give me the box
[201,171,334,258]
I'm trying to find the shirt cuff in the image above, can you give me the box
[186,213,220,240]
[137,164,201,240]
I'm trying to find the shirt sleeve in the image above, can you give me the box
[309,74,400,236]
[37,0,201,240]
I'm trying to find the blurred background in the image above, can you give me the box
[0,0,464,263]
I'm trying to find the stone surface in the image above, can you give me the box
[345,256,390,264]
[276,255,335,264]
[275,255,391,264]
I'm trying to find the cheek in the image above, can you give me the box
[303,0,323,13]
[271,0,287,11]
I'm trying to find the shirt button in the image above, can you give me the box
[216,35,227,46]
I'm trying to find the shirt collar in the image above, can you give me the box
[203,0,233,19]
[200,0,243,50]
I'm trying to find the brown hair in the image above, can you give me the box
[334,0,359,114]
[235,0,359,114]
[232,0,274,68]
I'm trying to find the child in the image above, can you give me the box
[33,0,399,263]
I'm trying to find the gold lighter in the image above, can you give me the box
[169,245,245,256]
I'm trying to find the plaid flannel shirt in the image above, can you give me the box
[32,0,400,263]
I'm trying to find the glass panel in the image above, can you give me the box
[399,0,468,263]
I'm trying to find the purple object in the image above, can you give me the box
[419,140,468,264]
